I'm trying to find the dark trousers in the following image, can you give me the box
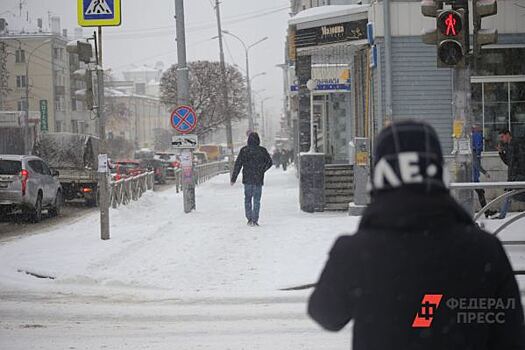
[475,188,487,208]
[244,184,262,223]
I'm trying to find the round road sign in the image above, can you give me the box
[171,105,198,134]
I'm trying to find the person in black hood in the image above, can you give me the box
[231,132,272,226]
[308,120,525,350]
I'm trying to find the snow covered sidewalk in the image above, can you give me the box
[0,168,358,299]
[1,166,524,300]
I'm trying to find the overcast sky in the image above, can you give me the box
[1,0,290,121]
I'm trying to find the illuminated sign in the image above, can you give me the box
[438,10,462,37]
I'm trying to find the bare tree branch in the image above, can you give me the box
[160,61,247,138]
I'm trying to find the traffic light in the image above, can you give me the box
[66,40,93,64]
[421,0,442,45]
[436,9,467,67]
[472,0,497,56]
[73,68,94,111]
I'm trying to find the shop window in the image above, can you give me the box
[471,81,525,150]
[511,82,525,138]
[474,48,525,76]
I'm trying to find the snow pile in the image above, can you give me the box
[0,169,359,299]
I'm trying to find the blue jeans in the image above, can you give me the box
[499,196,512,219]
[244,184,263,223]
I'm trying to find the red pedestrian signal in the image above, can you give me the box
[436,9,466,67]
[438,11,462,37]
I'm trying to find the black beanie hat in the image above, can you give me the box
[369,120,447,195]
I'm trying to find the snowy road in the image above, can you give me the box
[0,203,96,242]
[0,292,350,349]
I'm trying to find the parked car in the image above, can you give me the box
[33,133,99,207]
[154,152,180,177]
[139,158,167,184]
[0,155,63,222]
[111,160,144,181]
[193,151,208,165]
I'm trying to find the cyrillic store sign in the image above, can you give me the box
[290,65,351,92]
[295,19,368,48]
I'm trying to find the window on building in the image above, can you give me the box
[472,80,525,150]
[474,48,525,76]
[17,100,26,111]
[511,82,525,140]
[16,75,27,88]
[15,49,25,63]
[55,121,62,132]
[72,120,79,134]
[53,47,59,59]
[54,96,65,111]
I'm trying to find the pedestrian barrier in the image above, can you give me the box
[450,181,525,275]
[109,171,155,208]
[167,169,183,193]
[194,160,230,185]
[450,181,525,234]
[109,161,228,208]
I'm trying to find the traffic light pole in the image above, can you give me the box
[452,65,474,215]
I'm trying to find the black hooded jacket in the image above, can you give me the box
[308,189,525,350]
[231,133,272,186]
[499,138,525,181]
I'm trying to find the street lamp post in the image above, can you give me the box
[260,97,271,141]
[221,31,268,133]
[25,39,52,154]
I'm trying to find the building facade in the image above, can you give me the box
[0,26,96,138]
[285,0,525,161]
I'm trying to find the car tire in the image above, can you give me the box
[49,191,62,217]
[29,193,43,223]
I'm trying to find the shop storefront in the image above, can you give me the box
[288,4,369,164]
[471,46,525,150]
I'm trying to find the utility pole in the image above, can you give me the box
[214,0,235,172]
[451,66,474,214]
[95,27,110,240]
[175,0,196,213]
[260,97,271,142]
[220,31,267,134]
[245,50,253,132]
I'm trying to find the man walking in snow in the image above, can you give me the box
[308,121,525,350]
[231,132,272,226]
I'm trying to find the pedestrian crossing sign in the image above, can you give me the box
[78,0,121,27]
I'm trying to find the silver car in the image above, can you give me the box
[0,155,63,222]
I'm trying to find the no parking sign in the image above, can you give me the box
[171,105,198,134]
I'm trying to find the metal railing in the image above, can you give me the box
[166,168,183,193]
[450,181,525,235]
[108,161,227,208]
[194,160,230,185]
[450,181,525,275]
[109,171,155,208]
[164,161,229,192]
